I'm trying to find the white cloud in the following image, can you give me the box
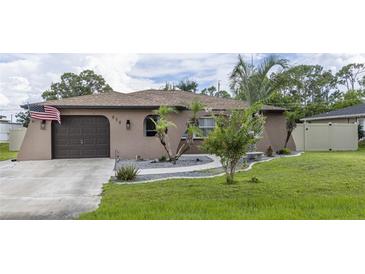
[0,54,153,119]
[290,53,365,72]
[0,93,10,106]
[83,54,157,91]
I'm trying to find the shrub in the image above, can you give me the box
[358,123,364,140]
[266,146,274,157]
[241,159,249,169]
[158,155,167,162]
[115,165,139,181]
[277,148,291,155]
[202,105,265,184]
[248,176,260,183]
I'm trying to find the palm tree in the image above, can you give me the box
[230,55,288,104]
[175,100,204,160]
[151,106,177,160]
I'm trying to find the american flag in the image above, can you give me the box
[29,105,61,124]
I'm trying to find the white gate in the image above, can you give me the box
[292,123,358,151]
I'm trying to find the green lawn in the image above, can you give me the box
[0,143,17,161]
[80,146,365,220]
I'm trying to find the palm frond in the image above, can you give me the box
[153,105,177,118]
[257,55,288,78]
[230,54,288,104]
[190,100,204,117]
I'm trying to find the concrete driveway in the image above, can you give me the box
[0,158,114,220]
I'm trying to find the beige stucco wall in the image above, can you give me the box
[19,108,197,160]
[18,109,295,160]
[257,112,296,152]
[180,111,296,154]
[18,119,53,160]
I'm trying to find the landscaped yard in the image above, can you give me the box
[0,143,17,161]
[80,145,365,220]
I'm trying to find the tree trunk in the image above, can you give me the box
[284,130,292,148]
[159,135,173,161]
[225,160,237,184]
[226,171,234,184]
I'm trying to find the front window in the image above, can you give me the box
[198,117,215,137]
[144,115,159,137]
[182,117,215,139]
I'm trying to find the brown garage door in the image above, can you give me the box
[52,116,110,159]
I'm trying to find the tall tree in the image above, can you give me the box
[331,90,364,110]
[215,89,231,98]
[230,55,288,104]
[270,65,336,106]
[201,86,217,96]
[15,110,30,127]
[161,82,175,91]
[41,69,113,100]
[267,63,365,119]
[336,63,365,91]
[201,85,231,98]
[359,75,365,89]
[176,79,198,93]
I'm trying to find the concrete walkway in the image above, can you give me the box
[138,154,222,175]
[0,158,114,219]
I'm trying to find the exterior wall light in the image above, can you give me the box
[40,120,46,130]
[126,119,131,130]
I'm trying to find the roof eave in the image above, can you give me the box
[301,113,365,121]
[21,104,188,110]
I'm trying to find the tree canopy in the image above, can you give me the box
[201,85,231,98]
[41,69,113,101]
[266,63,365,118]
[175,79,198,93]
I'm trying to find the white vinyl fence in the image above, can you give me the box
[0,122,23,142]
[9,127,26,151]
[292,123,358,151]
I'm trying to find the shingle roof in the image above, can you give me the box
[22,89,285,111]
[302,103,365,121]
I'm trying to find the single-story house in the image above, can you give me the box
[17,89,295,160]
[301,103,365,130]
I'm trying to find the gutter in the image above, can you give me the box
[301,113,365,121]
[21,104,188,110]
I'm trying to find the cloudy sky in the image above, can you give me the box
[1,53,365,120]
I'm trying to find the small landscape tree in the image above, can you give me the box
[152,101,205,164]
[175,100,204,160]
[284,111,301,148]
[202,105,265,184]
[151,106,177,161]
